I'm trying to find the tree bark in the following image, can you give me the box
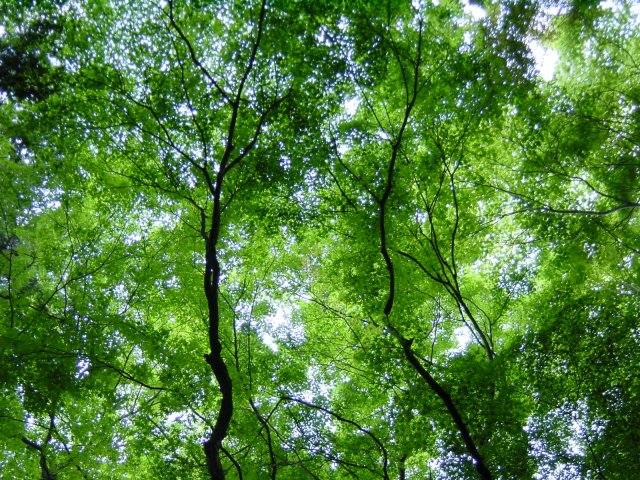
[202,186,233,479]
[401,339,493,480]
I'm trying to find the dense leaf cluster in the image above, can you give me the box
[1,1,638,479]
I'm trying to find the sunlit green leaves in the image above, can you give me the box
[1,0,639,478]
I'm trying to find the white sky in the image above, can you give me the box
[530,41,559,81]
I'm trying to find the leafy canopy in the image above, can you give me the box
[1,1,639,479]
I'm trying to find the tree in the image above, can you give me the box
[1,0,638,479]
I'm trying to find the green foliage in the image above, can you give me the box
[1,0,638,479]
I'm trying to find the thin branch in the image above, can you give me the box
[166,0,231,104]
[221,446,243,480]
[281,397,390,480]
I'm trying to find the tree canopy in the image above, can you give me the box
[1,0,639,479]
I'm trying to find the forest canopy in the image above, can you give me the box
[1,0,639,479]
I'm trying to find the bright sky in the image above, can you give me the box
[530,41,559,81]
